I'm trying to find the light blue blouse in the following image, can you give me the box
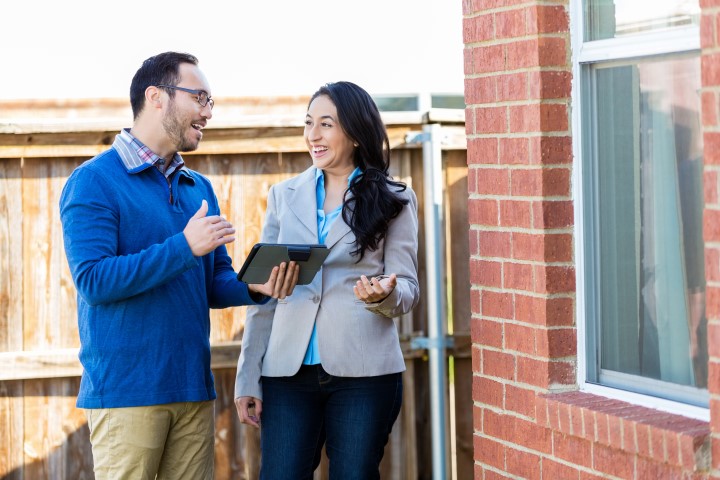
[302,166,361,364]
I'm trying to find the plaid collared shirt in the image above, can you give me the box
[115,128,185,178]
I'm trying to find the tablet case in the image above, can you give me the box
[237,243,330,285]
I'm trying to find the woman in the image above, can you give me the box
[235,81,419,480]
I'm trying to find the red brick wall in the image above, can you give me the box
[463,0,715,478]
[703,0,720,478]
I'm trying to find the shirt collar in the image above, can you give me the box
[113,128,187,175]
[314,166,362,188]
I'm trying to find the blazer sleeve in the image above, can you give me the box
[235,184,281,400]
[365,187,420,318]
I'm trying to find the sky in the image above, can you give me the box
[2,0,464,101]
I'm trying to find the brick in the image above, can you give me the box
[504,261,534,291]
[538,37,569,67]
[506,384,536,417]
[542,167,571,197]
[553,432,593,468]
[705,170,719,205]
[472,345,481,374]
[709,286,720,320]
[483,348,516,380]
[468,228,480,257]
[499,137,530,164]
[542,327,577,358]
[702,53,720,86]
[535,264,575,294]
[467,137,499,165]
[709,322,720,357]
[529,70,572,99]
[518,417,553,454]
[536,135,573,165]
[496,8,528,39]
[534,199,574,228]
[536,396,549,426]
[511,168,543,196]
[464,13,495,43]
[505,322,536,355]
[465,76,497,105]
[505,448,541,480]
[472,259,502,288]
[473,375,504,409]
[649,425,667,463]
[482,289,514,320]
[708,247,720,284]
[464,47,474,76]
[704,132,720,164]
[515,294,547,325]
[476,167,510,195]
[468,198,499,226]
[479,230,513,258]
[531,5,569,34]
[474,317,504,349]
[622,418,637,454]
[476,106,507,134]
[541,458,580,480]
[543,233,573,263]
[474,434,506,470]
[546,297,575,327]
[473,402,483,431]
[499,199,532,228]
[472,44,506,74]
[513,232,544,262]
[701,13,716,49]
[497,72,529,102]
[593,444,634,478]
[706,209,720,242]
[608,414,624,453]
[507,39,540,69]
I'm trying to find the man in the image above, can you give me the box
[59,51,298,480]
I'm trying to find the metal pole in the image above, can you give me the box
[422,123,448,480]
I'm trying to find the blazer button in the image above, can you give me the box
[311,295,320,303]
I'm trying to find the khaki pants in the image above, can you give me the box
[86,401,215,480]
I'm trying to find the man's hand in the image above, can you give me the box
[183,200,236,256]
[235,396,262,429]
[248,261,300,300]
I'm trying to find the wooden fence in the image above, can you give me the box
[0,99,470,479]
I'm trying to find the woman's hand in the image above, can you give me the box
[248,261,300,299]
[353,273,397,304]
[235,396,262,429]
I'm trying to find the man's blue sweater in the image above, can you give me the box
[60,147,260,408]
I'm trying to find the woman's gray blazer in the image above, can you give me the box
[235,166,420,400]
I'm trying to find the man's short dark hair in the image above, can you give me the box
[129,52,199,120]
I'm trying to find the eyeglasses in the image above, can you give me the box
[156,84,214,110]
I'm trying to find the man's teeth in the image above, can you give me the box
[192,124,203,130]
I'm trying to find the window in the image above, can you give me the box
[576,0,707,407]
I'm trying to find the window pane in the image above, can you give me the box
[585,0,699,41]
[584,55,707,404]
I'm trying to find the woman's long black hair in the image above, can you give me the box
[309,81,409,260]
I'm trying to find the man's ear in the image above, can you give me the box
[145,85,163,110]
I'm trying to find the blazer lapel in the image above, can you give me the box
[287,168,319,241]
[325,216,352,249]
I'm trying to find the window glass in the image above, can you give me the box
[583,55,707,405]
[585,0,700,40]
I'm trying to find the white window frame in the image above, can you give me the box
[570,0,708,421]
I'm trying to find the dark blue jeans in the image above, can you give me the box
[259,365,403,480]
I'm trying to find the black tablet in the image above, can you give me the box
[236,243,330,285]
